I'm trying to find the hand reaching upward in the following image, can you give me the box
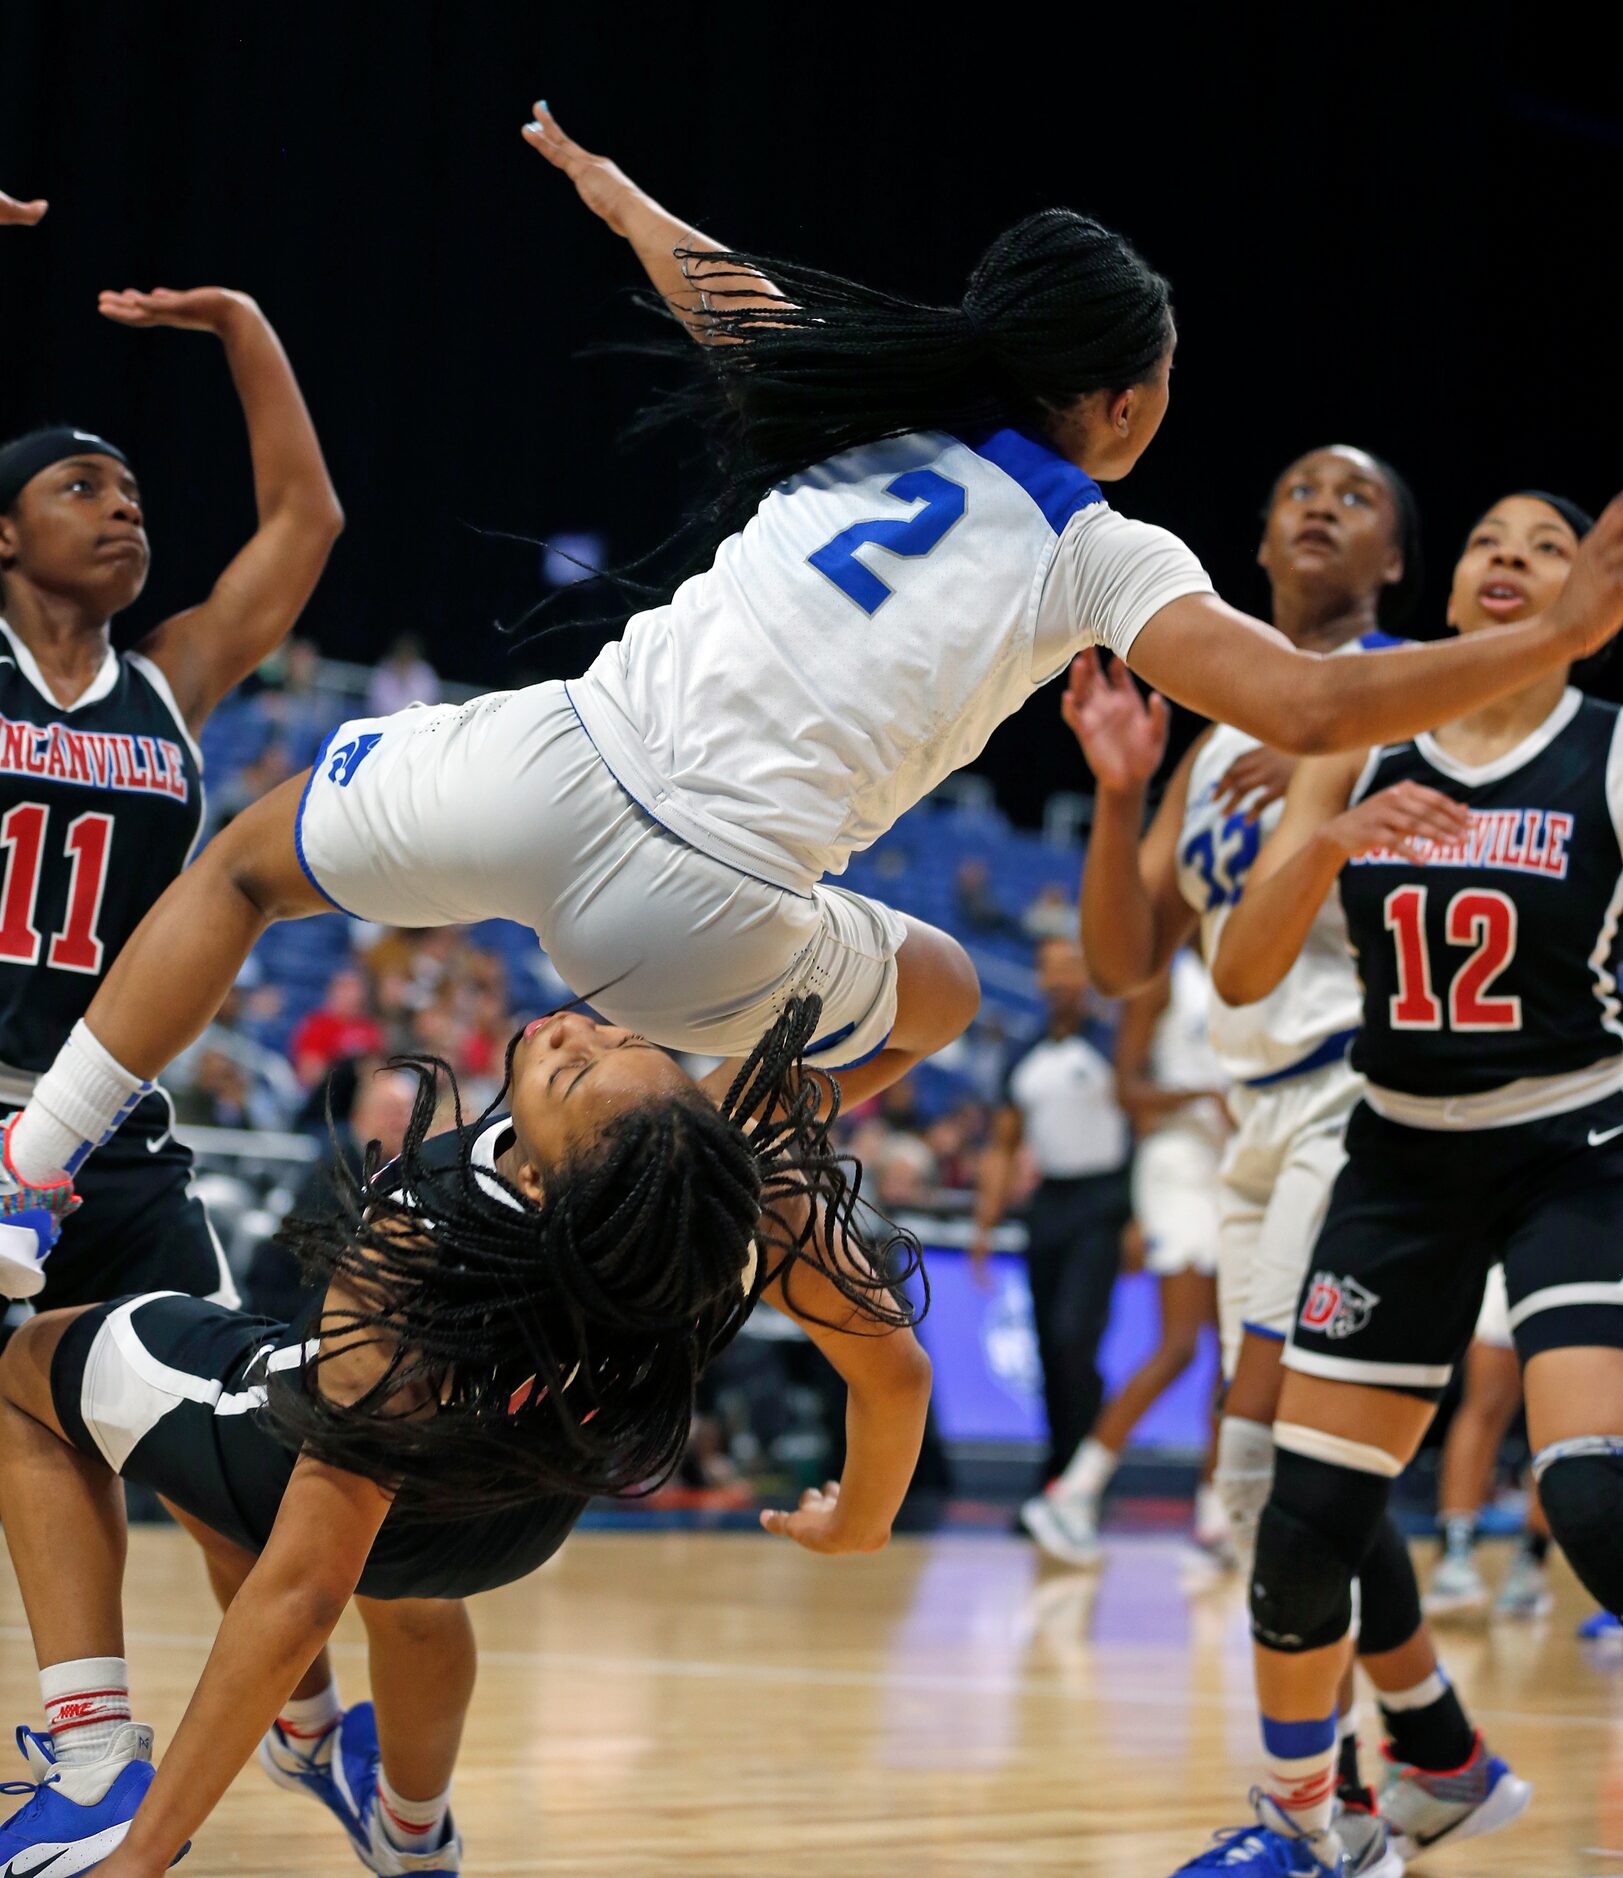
[0,188,47,227]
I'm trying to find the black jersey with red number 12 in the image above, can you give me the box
[0,626,203,1082]
[1338,689,1623,1100]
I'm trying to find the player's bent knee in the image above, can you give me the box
[1249,1443,1396,1653]
[1536,1440,1623,1614]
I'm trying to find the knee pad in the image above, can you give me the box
[1536,1439,1623,1615]
[1215,1416,1275,1557]
[1354,1511,1424,1657]
[1250,1446,1394,1654]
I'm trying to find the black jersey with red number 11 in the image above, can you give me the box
[0,624,203,1086]
[1339,689,1623,1101]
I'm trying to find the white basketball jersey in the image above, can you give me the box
[1179,726,1362,1085]
[1151,950,1230,1094]
[569,428,1212,893]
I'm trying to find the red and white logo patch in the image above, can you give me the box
[1300,1271,1380,1340]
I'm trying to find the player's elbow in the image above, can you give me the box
[1208,949,1269,1008]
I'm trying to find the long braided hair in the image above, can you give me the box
[269,996,920,1517]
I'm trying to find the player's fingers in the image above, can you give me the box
[759,1509,790,1535]
[1147,692,1171,740]
[822,1480,841,1500]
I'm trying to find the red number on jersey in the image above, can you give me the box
[1383,885,1443,1029]
[0,803,115,972]
[1446,889,1521,1031]
[1382,883,1522,1035]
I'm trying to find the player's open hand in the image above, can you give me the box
[760,1480,886,1555]
[1323,780,1469,863]
[1212,745,1297,819]
[1550,489,1623,658]
[1061,650,1170,794]
[521,102,647,238]
[0,188,47,227]
[97,286,260,335]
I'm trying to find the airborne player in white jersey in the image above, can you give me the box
[3,113,1623,1872]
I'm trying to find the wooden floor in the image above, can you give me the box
[5,1525,1623,1875]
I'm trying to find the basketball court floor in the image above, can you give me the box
[4,1524,1620,1874]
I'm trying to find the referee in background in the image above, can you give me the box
[971,937,1131,1487]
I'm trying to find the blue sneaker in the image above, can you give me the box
[1579,1610,1623,1640]
[1168,1790,1400,1875]
[0,1722,189,1873]
[258,1710,365,1850]
[330,1704,462,1876]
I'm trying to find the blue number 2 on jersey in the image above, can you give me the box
[1182,809,1262,910]
[807,469,967,615]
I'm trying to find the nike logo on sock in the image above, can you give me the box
[1589,1123,1623,1147]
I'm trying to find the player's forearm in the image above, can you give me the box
[115,1576,347,1871]
[832,1346,932,1549]
[1080,784,1162,996]
[618,198,780,336]
[1208,834,1345,1006]
[1294,616,1576,755]
[215,301,343,535]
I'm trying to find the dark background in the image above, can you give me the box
[2,4,1617,825]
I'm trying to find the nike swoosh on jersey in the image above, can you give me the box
[1588,1123,1623,1147]
[145,1131,171,1154]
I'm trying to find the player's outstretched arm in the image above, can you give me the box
[1129,495,1623,755]
[0,186,47,226]
[757,1233,932,1556]
[1207,756,1469,1006]
[99,1453,388,1877]
[522,100,781,338]
[111,287,343,733]
[1062,652,1201,998]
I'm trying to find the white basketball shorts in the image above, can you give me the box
[294,682,906,1067]
[1216,1056,1362,1380]
[1133,1113,1224,1278]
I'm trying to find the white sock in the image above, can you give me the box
[1194,1483,1230,1542]
[1053,1436,1116,1502]
[376,1768,452,1855]
[8,1022,152,1181]
[41,1656,132,1766]
[1261,1709,1339,1837]
[278,1679,341,1757]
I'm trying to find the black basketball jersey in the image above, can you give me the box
[0,624,203,1085]
[1339,690,1623,1100]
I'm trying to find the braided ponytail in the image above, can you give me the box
[268,996,921,1516]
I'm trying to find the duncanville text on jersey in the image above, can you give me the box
[1351,807,1572,879]
[0,713,193,801]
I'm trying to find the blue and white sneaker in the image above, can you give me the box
[1168,1789,1401,1874]
[329,1704,462,1876]
[1579,1610,1623,1641]
[1380,1733,1530,1860]
[0,1722,189,1874]
[258,1710,366,1850]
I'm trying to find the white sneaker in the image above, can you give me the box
[1381,1735,1531,1860]
[1494,1552,1554,1621]
[1422,1550,1489,1620]
[1019,1491,1102,1568]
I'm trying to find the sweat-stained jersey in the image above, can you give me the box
[570,427,1213,894]
[1340,688,1623,1121]
[0,621,203,1095]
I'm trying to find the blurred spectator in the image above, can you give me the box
[871,1132,938,1210]
[289,967,386,1088]
[366,634,441,716]
[1022,883,1077,942]
[970,938,1131,1487]
[246,1061,418,1321]
[259,636,333,772]
[924,1103,985,1191]
[170,985,301,1130]
[953,858,1021,937]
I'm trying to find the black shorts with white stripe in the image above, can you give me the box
[50,1292,588,1600]
[1283,1093,1623,1400]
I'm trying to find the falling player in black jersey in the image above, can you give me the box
[0,186,342,1319]
[1159,491,1615,1875]
[0,998,933,1875]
